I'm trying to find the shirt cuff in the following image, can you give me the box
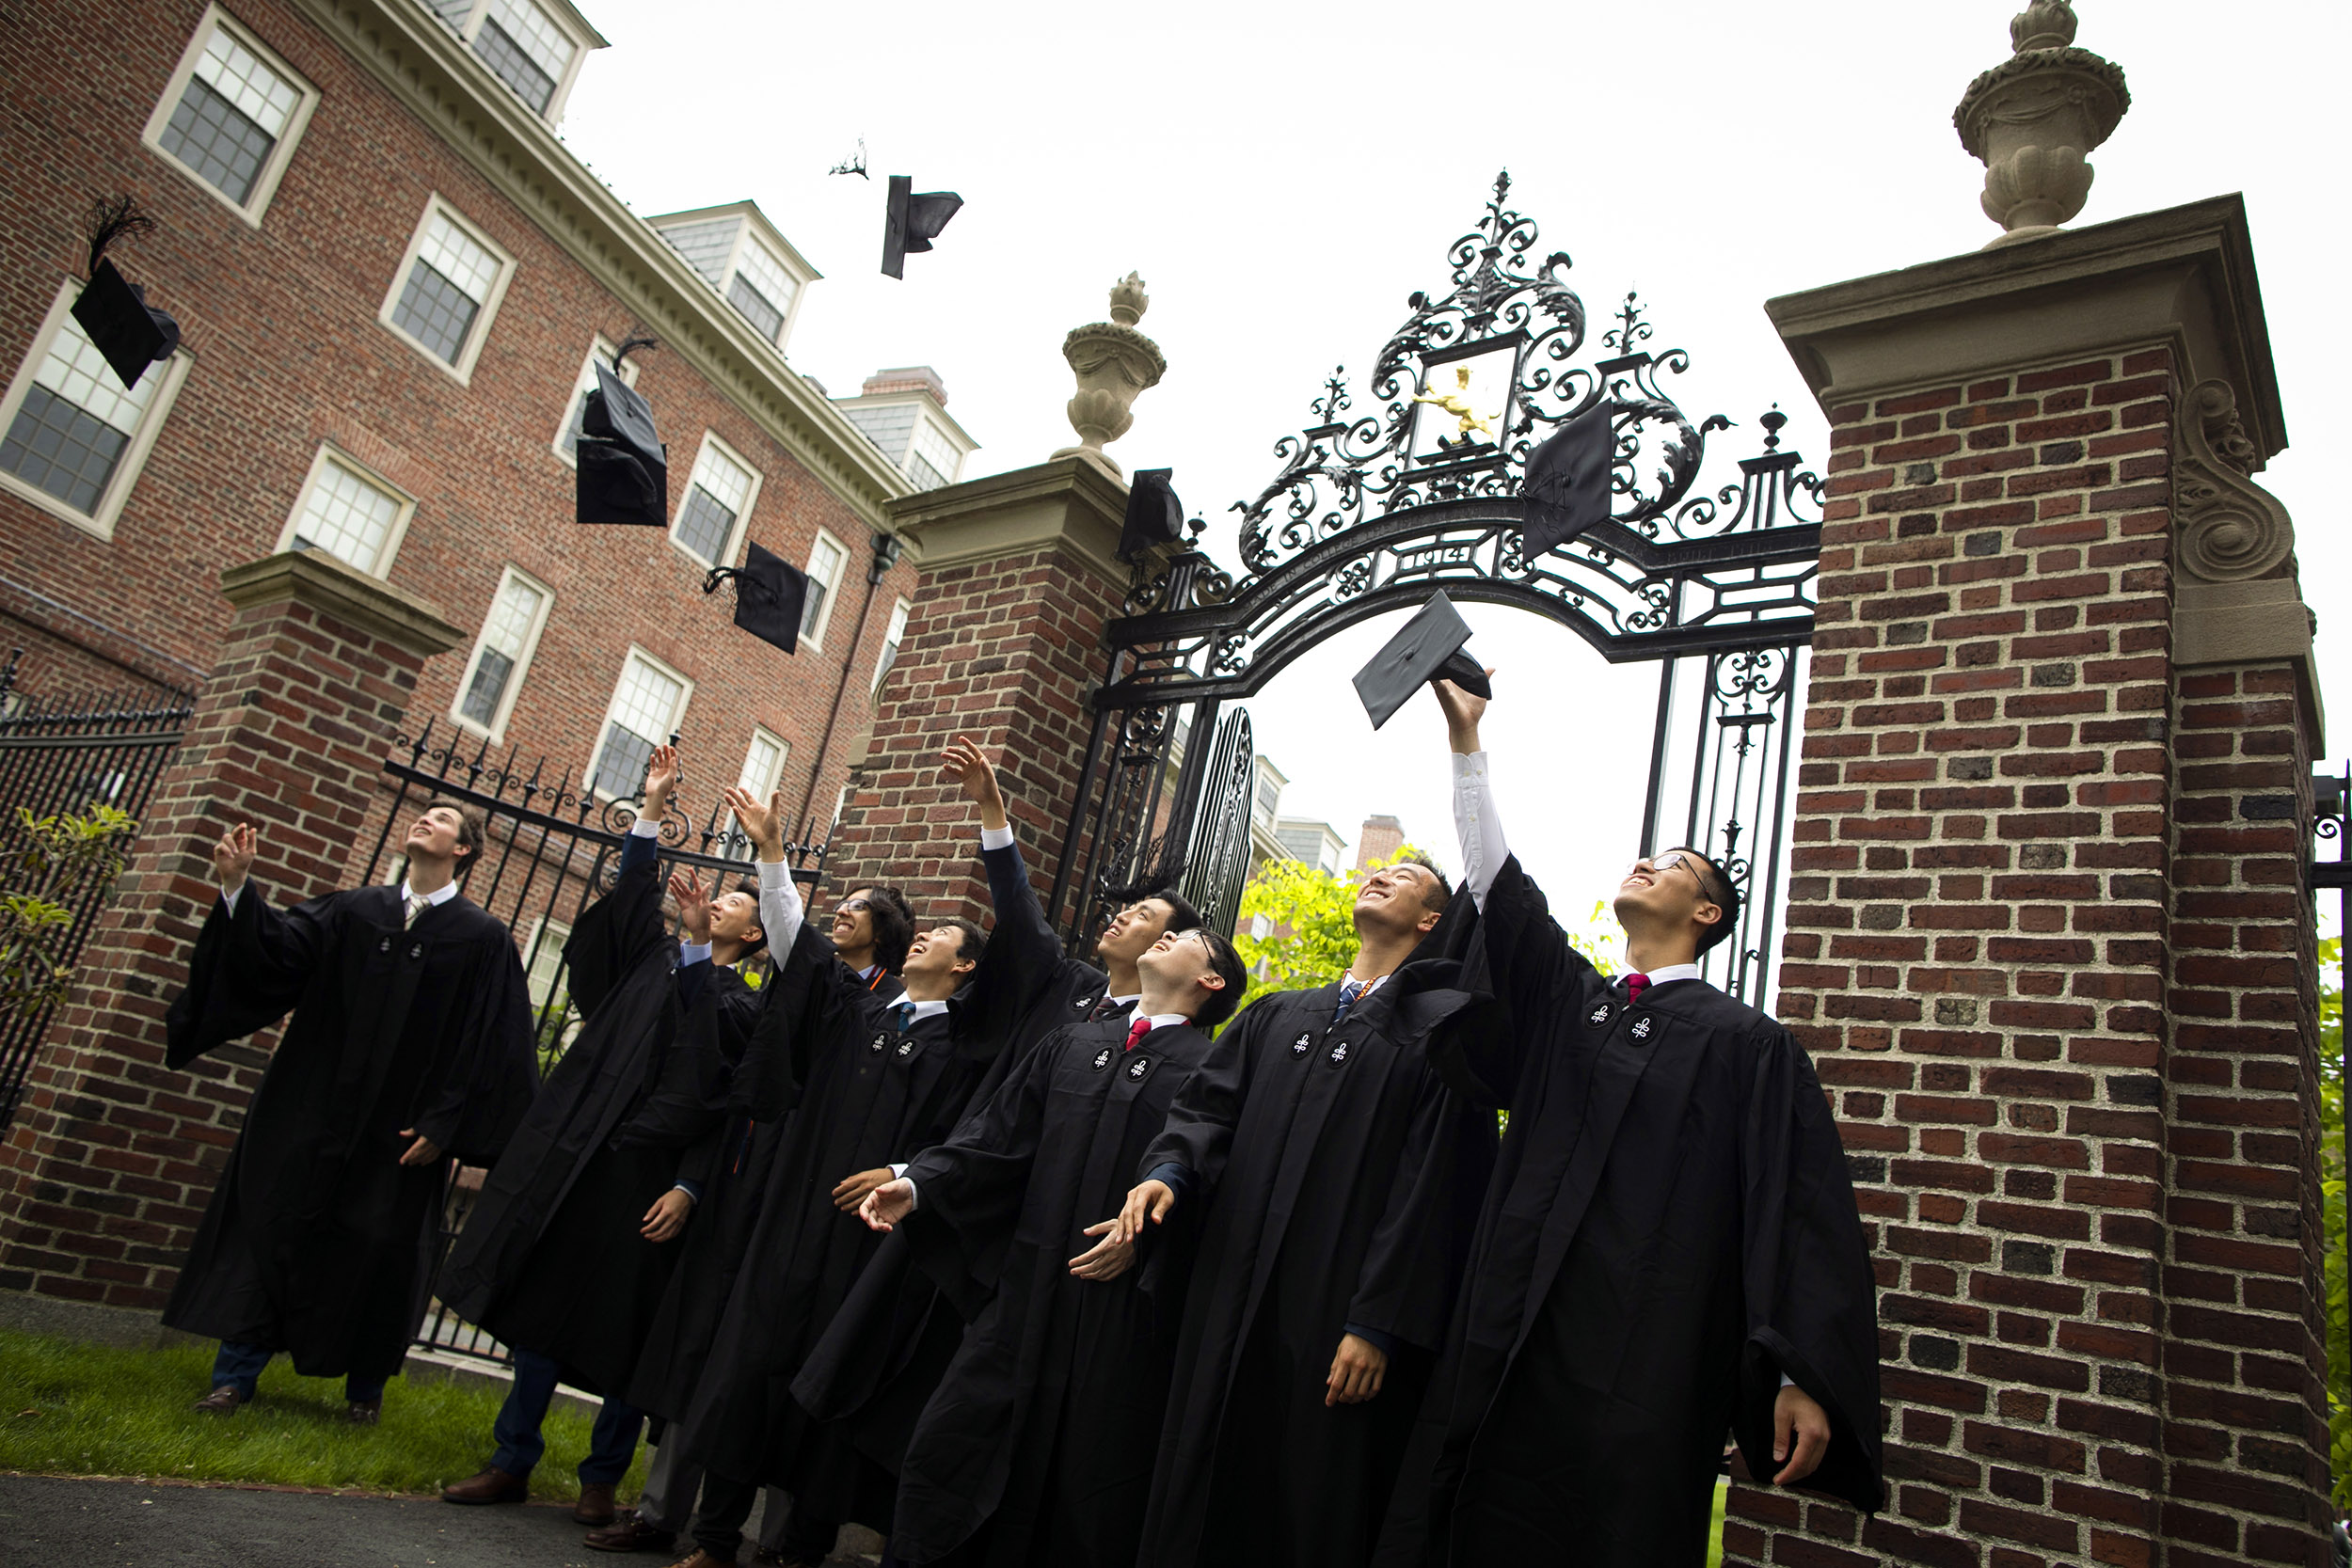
[1451,750,1489,783]
[672,1179,703,1204]
[890,1162,909,1178]
[219,881,245,915]
[679,942,712,966]
[630,816,663,839]
[756,860,789,890]
[978,823,1015,852]
[902,1178,919,1212]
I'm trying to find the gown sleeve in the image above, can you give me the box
[1136,996,1264,1200]
[561,834,671,1021]
[1432,854,1594,1111]
[408,918,538,1164]
[952,838,1066,1054]
[900,1035,1055,1300]
[1729,1023,1886,1515]
[164,883,342,1069]
[1343,1059,1498,1354]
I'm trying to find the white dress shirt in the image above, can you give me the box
[221,875,456,920]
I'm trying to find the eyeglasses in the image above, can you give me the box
[1628,851,1723,903]
[835,898,873,915]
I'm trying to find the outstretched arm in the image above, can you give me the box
[725,784,804,964]
[1433,675,1506,909]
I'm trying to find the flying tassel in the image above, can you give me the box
[83,194,159,275]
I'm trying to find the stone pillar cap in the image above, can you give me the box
[219,550,465,657]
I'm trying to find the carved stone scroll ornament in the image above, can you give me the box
[2175,379,2294,584]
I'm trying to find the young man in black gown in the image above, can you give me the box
[166,801,535,1421]
[1372,673,1883,1566]
[1109,844,1497,1568]
[437,745,767,1521]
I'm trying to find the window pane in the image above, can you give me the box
[907,449,949,492]
[912,420,960,482]
[160,74,277,204]
[424,0,474,30]
[873,602,910,692]
[294,460,401,570]
[417,214,501,302]
[391,261,482,363]
[725,275,784,342]
[802,535,846,640]
[524,918,570,1007]
[675,486,737,564]
[800,577,829,641]
[0,384,129,513]
[191,26,299,136]
[31,310,161,434]
[485,0,575,85]
[740,733,784,791]
[690,445,754,514]
[458,646,515,725]
[472,17,555,113]
[735,242,800,319]
[592,657,683,795]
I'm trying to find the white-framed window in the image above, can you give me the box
[452,566,552,740]
[801,529,850,650]
[872,598,912,695]
[519,913,572,1008]
[831,783,855,835]
[141,8,319,225]
[0,277,194,539]
[378,196,516,383]
[726,238,801,344]
[672,434,761,568]
[421,0,595,122]
[586,649,691,800]
[276,446,416,576]
[739,728,789,797]
[550,336,639,467]
[908,419,961,490]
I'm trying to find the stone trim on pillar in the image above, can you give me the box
[822,456,1132,922]
[1760,195,2326,1566]
[0,550,460,1311]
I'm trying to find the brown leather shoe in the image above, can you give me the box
[660,1552,735,1568]
[585,1510,677,1553]
[346,1400,381,1425]
[441,1465,529,1504]
[193,1386,246,1415]
[574,1481,617,1526]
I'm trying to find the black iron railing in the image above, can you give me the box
[367,720,829,1365]
[0,651,194,1128]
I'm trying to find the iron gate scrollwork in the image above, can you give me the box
[1048,174,1823,1005]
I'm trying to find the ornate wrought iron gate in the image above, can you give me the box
[1044,175,1823,1003]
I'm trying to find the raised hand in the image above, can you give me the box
[1068,1219,1136,1281]
[211,822,259,893]
[1109,1178,1176,1247]
[668,868,713,943]
[940,736,1007,831]
[1432,667,1493,754]
[642,743,680,821]
[857,1178,914,1232]
[723,784,786,861]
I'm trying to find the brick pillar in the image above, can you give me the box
[825,455,1131,920]
[1757,196,2327,1567]
[0,552,461,1312]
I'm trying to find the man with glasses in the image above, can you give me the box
[1108,838,1499,1568]
[1373,673,1883,1567]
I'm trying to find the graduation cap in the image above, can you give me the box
[882,175,963,279]
[1119,468,1184,562]
[1520,400,1616,557]
[577,338,668,528]
[71,197,180,391]
[704,540,809,656]
[1352,591,1493,731]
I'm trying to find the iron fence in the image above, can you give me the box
[367,720,829,1366]
[0,651,194,1128]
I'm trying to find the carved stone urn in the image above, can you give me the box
[1953,0,2130,247]
[1051,272,1167,478]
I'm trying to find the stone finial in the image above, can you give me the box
[1051,275,1167,478]
[1954,1,2129,248]
[1108,272,1149,327]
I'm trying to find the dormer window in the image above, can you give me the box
[649,203,819,355]
[833,366,978,494]
[421,0,602,123]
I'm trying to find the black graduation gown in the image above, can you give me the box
[680,934,987,1528]
[1135,955,1497,1568]
[787,837,1133,1479]
[625,928,904,1429]
[160,883,535,1380]
[436,847,753,1398]
[869,1017,1214,1567]
[1374,855,1884,1567]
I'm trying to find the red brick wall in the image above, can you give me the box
[1740,347,2328,1566]
[0,0,911,834]
[0,562,452,1307]
[826,537,1123,924]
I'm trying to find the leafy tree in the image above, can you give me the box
[0,804,137,1020]
[2319,933,2346,1512]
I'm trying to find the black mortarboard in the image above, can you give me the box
[71,198,180,391]
[882,175,963,279]
[1119,468,1184,562]
[576,360,668,527]
[729,541,809,655]
[1352,591,1493,731]
[1521,400,1615,556]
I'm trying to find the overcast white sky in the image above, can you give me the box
[561,0,2347,927]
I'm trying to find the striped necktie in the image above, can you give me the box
[403,891,427,928]
[1332,975,1367,1025]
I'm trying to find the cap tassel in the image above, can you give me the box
[611,333,660,373]
[82,194,159,276]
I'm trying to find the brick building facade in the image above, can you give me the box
[0,0,963,836]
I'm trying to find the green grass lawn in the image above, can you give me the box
[0,1328,644,1501]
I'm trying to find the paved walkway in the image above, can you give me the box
[0,1475,871,1568]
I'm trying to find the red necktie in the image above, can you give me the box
[1126,1018,1152,1052]
[1625,973,1651,1006]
